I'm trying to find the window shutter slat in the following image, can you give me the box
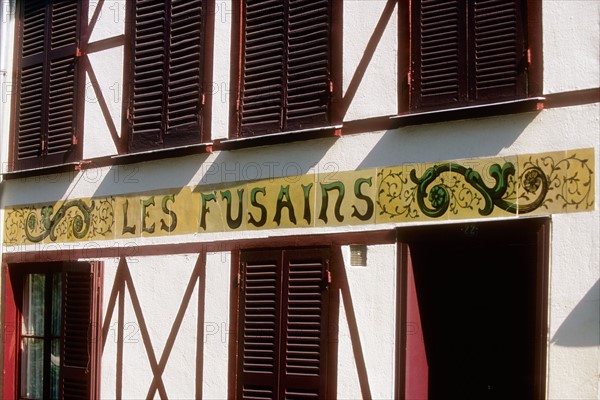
[60,262,95,400]
[285,0,330,130]
[17,1,46,162]
[17,64,44,159]
[280,249,329,399]
[239,0,331,137]
[239,0,286,136]
[51,0,78,50]
[22,0,46,58]
[471,0,527,101]
[130,0,167,152]
[412,0,467,110]
[47,56,76,154]
[239,251,282,398]
[165,0,203,145]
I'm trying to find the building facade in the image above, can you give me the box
[0,0,598,398]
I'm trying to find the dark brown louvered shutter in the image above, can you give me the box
[280,249,329,399]
[238,250,282,398]
[60,261,101,400]
[239,0,331,137]
[469,0,527,102]
[285,0,330,131]
[129,0,205,153]
[237,248,329,399]
[411,0,467,110]
[14,0,83,170]
[411,0,527,111]
[239,0,286,136]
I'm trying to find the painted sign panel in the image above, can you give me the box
[4,148,595,245]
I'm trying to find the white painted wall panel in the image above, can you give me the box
[343,0,397,121]
[543,1,600,94]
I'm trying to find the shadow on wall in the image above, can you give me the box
[551,279,600,347]
[358,111,540,170]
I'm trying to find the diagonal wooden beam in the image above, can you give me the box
[85,63,123,152]
[122,263,169,399]
[335,246,373,399]
[86,0,106,40]
[102,257,126,350]
[341,0,397,117]
[146,253,206,399]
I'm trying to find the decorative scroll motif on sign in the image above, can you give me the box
[5,198,114,244]
[377,149,594,219]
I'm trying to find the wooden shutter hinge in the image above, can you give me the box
[201,93,206,106]
[72,134,78,145]
[527,48,532,65]
[327,270,332,285]
[75,47,84,58]
[328,79,334,94]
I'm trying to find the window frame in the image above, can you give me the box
[123,0,212,155]
[398,0,542,118]
[230,0,342,140]
[3,261,103,400]
[9,0,88,173]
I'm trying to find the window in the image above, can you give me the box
[236,248,330,398]
[127,0,208,153]
[12,0,87,171]
[4,262,102,399]
[408,0,534,112]
[236,0,332,137]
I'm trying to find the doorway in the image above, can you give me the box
[397,218,549,399]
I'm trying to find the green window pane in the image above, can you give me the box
[51,273,62,337]
[20,338,44,399]
[22,274,45,336]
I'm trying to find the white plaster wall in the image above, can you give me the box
[87,1,126,43]
[84,47,123,159]
[210,0,233,140]
[343,0,397,121]
[202,251,232,399]
[336,244,396,399]
[547,212,600,399]
[543,0,600,94]
[83,1,126,159]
